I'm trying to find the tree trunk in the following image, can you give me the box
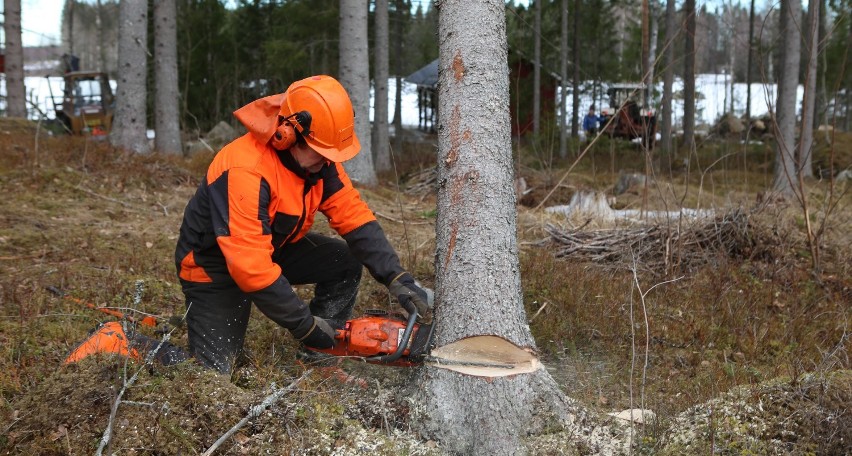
[96,0,107,72]
[533,0,542,136]
[392,0,405,157]
[647,0,659,108]
[660,0,676,160]
[683,0,696,150]
[641,0,650,106]
[154,0,182,155]
[799,0,819,179]
[339,0,376,184]
[773,0,801,195]
[373,0,391,172]
[559,0,568,158]
[110,0,150,154]
[815,0,826,133]
[417,1,625,454]
[3,0,26,118]
[62,0,74,56]
[746,0,755,122]
[571,0,581,139]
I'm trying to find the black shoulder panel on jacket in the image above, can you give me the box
[209,170,230,237]
[321,163,344,203]
[259,177,271,235]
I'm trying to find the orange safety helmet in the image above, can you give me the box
[233,75,361,163]
[279,75,360,162]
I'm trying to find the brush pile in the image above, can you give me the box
[546,208,791,274]
[404,167,438,196]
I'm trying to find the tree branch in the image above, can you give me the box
[201,369,314,456]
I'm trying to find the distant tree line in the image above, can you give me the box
[57,0,851,136]
[507,0,850,113]
[59,0,437,134]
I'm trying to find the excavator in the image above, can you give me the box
[46,55,114,136]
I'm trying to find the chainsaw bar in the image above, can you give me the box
[422,355,516,370]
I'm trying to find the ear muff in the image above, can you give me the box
[270,111,313,151]
[271,121,298,150]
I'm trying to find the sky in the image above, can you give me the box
[16,0,64,47]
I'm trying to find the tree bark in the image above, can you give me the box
[154,0,182,155]
[660,0,676,159]
[3,0,26,118]
[110,0,150,154]
[339,0,376,185]
[799,0,819,179]
[683,0,696,150]
[773,0,801,195]
[373,0,391,172]
[417,1,625,454]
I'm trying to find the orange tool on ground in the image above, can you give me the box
[63,321,141,364]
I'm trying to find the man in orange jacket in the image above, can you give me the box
[175,75,429,374]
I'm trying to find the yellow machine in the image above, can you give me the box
[48,71,114,136]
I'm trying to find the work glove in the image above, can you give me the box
[388,272,433,318]
[293,316,336,349]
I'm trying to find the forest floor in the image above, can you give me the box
[0,120,850,455]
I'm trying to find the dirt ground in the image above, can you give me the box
[0,122,850,454]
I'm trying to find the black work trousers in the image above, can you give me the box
[181,233,362,374]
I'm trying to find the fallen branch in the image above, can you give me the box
[74,185,132,208]
[201,369,314,456]
[95,329,173,456]
[528,301,549,323]
[375,211,431,225]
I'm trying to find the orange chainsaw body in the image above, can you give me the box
[309,313,426,367]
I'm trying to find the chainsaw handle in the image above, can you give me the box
[367,301,418,364]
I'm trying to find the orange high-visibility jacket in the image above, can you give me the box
[176,133,377,292]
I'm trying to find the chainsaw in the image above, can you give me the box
[307,300,436,367]
[307,301,520,370]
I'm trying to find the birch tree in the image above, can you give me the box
[339,0,376,184]
[373,0,391,172]
[773,0,801,195]
[154,0,182,155]
[3,0,26,118]
[417,1,624,453]
[110,0,150,154]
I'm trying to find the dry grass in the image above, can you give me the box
[0,121,850,454]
